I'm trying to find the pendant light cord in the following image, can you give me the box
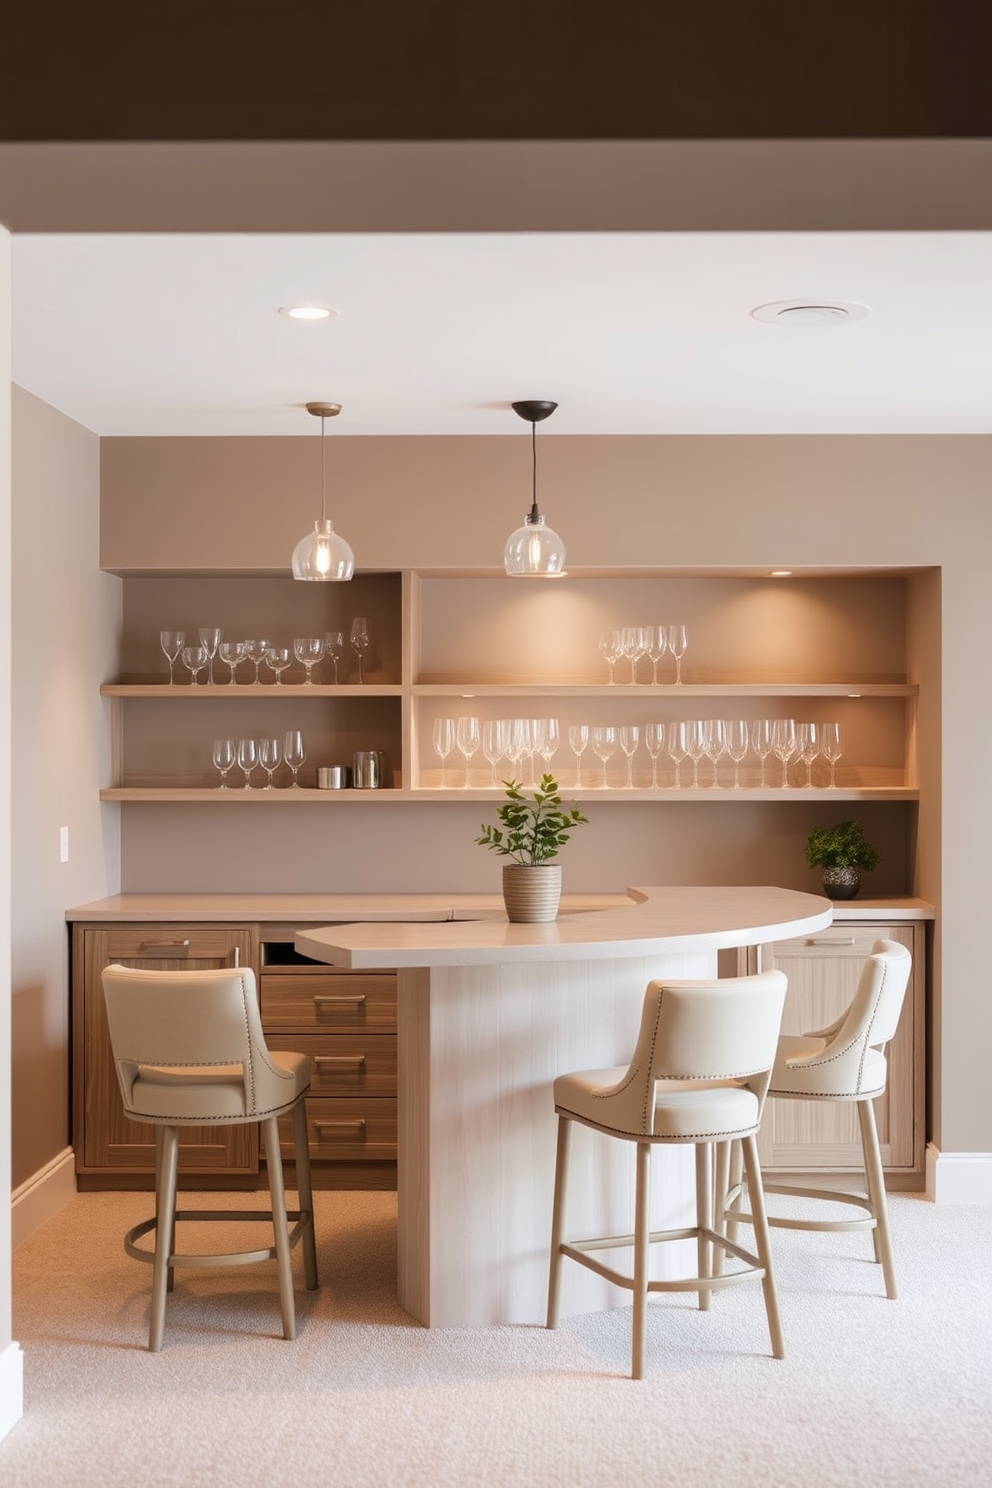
[320,415,327,523]
[528,419,541,524]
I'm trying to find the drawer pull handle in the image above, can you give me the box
[140,939,191,952]
[313,994,367,1006]
[808,936,856,946]
[314,1056,366,1067]
[314,1119,366,1132]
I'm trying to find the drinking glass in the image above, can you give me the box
[797,721,821,789]
[244,638,272,684]
[180,644,209,686]
[647,626,668,684]
[620,627,647,685]
[568,723,590,788]
[211,737,235,789]
[456,715,480,788]
[536,717,560,776]
[504,718,527,784]
[753,719,775,787]
[724,719,749,789]
[324,630,346,683]
[591,725,617,788]
[684,718,706,788]
[618,724,640,788]
[644,722,665,788]
[294,636,325,685]
[350,617,371,683]
[236,736,258,789]
[771,718,798,788]
[198,627,223,685]
[702,718,726,788]
[668,624,689,684]
[598,629,623,685]
[516,719,537,787]
[159,630,185,685]
[265,645,292,684]
[482,718,509,786]
[668,721,690,789]
[433,717,455,788]
[283,729,306,788]
[821,722,844,788]
[218,639,245,685]
[258,736,281,789]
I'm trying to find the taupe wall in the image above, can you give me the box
[1,225,13,1377]
[10,388,120,1190]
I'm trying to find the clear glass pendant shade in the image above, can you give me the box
[503,513,567,577]
[291,518,355,581]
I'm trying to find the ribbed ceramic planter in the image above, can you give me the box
[502,864,562,923]
[821,865,862,900]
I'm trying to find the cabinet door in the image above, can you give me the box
[73,924,258,1180]
[750,922,924,1179]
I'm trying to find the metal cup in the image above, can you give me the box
[317,765,350,789]
[353,750,386,789]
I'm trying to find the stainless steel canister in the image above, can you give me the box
[317,765,350,789]
[352,750,386,789]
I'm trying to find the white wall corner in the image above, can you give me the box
[926,1143,992,1204]
[11,1147,76,1248]
[0,1340,24,1445]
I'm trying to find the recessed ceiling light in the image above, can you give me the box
[750,299,870,327]
[278,305,339,321]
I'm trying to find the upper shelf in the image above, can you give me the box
[101,683,404,698]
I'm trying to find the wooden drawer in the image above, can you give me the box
[260,973,397,1033]
[266,1034,396,1095]
[278,1096,398,1162]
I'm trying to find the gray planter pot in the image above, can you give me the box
[821,865,862,900]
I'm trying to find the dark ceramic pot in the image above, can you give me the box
[821,865,861,900]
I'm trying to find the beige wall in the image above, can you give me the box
[1,225,14,1391]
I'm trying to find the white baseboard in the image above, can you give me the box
[926,1143,992,1204]
[11,1147,77,1247]
[0,1341,24,1445]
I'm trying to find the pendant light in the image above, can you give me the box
[503,399,567,578]
[291,401,355,582]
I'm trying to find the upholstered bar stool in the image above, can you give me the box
[102,964,318,1351]
[724,938,912,1299]
[547,970,788,1379]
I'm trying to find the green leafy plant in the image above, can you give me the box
[476,775,589,866]
[804,819,881,872]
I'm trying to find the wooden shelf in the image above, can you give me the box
[413,682,918,697]
[102,683,403,698]
[100,785,919,803]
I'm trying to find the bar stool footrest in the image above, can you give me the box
[124,1208,314,1270]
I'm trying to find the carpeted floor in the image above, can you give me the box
[4,1188,991,1487]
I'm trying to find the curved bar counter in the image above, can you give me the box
[297,886,832,1329]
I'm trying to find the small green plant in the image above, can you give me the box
[476,775,589,866]
[804,819,881,872]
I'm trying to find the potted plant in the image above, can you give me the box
[805,819,881,900]
[476,774,589,922]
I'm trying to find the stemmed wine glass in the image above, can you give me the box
[647,626,668,684]
[482,718,509,786]
[211,737,235,789]
[505,719,528,785]
[598,629,623,685]
[620,627,648,684]
[283,730,306,789]
[644,722,665,788]
[668,624,689,684]
[294,636,325,685]
[796,721,821,789]
[244,639,272,685]
[536,717,560,777]
[591,725,617,788]
[218,639,245,685]
[771,718,797,789]
[668,721,690,789]
[568,724,590,788]
[198,627,223,685]
[433,717,455,788]
[724,719,750,790]
[821,722,843,788]
[516,719,538,787]
[236,737,258,789]
[258,736,281,789]
[159,630,185,685]
[324,631,345,684]
[180,644,209,686]
[350,617,371,684]
[456,716,480,788]
[753,719,774,788]
[684,718,706,789]
[618,724,640,788]
[702,718,726,788]
[265,646,292,685]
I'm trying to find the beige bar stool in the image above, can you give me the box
[102,963,319,1351]
[547,970,788,1379]
[724,938,912,1299]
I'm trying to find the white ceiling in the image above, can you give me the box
[11,228,992,437]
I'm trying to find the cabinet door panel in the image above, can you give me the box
[260,973,397,1033]
[277,1096,398,1162]
[266,1034,397,1095]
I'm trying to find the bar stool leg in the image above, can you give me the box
[631,1141,651,1379]
[262,1115,296,1341]
[740,1133,784,1359]
[292,1098,319,1291]
[546,1115,571,1330]
[150,1125,179,1353]
[696,1142,713,1310]
[858,1098,897,1299]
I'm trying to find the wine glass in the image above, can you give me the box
[283,729,306,788]
[796,721,821,789]
[258,736,281,789]
[218,639,245,685]
[211,737,235,789]
[598,629,623,685]
[432,717,455,788]
[667,624,688,684]
[701,718,726,789]
[198,627,223,685]
[265,645,292,685]
[668,721,690,789]
[324,630,346,683]
[568,723,590,788]
[536,717,560,777]
[294,636,325,685]
[591,725,617,788]
[753,719,775,788]
[482,718,509,786]
[244,638,272,685]
[620,627,647,684]
[684,718,706,788]
[647,626,668,684]
[724,719,749,790]
[514,719,537,787]
[180,644,209,686]
[455,716,480,788]
[236,736,258,789]
[644,722,665,788]
[771,718,798,788]
[821,722,844,788]
[159,630,185,685]
[350,617,371,683]
[618,724,640,788]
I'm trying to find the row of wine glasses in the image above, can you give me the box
[160,621,373,684]
[431,717,561,788]
[211,730,306,788]
[565,719,844,789]
[598,625,689,685]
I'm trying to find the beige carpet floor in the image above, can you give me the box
[3,1187,991,1487]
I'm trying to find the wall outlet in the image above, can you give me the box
[59,826,69,863]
